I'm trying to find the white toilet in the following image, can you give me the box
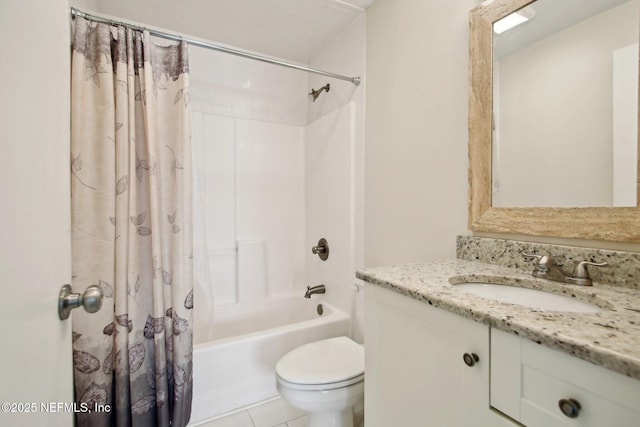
[275,336,365,427]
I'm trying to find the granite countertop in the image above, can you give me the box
[356,259,640,380]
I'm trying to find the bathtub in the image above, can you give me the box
[190,297,350,424]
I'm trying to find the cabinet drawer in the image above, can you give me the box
[520,363,639,426]
[491,328,640,427]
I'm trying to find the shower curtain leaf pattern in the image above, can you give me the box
[168,212,182,233]
[144,314,166,338]
[71,16,193,427]
[116,175,129,195]
[74,350,101,374]
[71,152,96,190]
[184,290,194,309]
[103,322,117,336]
[99,279,114,297]
[135,153,155,183]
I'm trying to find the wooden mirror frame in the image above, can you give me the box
[468,0,640,242]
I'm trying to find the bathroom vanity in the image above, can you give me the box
[358,237,640,427]
[364,284,510,426]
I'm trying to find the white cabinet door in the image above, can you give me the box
[0,1,73,426]
[364,285,515,427]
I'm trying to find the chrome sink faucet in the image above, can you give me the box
[523,252,566,282]
[522,252,607,286]
[304,284,326,298]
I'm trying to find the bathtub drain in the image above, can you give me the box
[316,304,324,316]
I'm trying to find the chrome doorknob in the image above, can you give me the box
[58,284,103,320]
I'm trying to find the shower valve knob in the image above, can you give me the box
[311,238,329,261]
[312,245,326,254]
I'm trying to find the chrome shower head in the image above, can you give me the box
[309,83,330,102]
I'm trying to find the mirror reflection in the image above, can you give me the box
[492,0,639,208]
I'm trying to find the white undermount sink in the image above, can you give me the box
[451,278,604,313]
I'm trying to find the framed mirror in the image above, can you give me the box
[468,0,640,242]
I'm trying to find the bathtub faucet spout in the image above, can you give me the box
[304,284,326,298]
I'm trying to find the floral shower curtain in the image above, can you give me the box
[70,16,193,427]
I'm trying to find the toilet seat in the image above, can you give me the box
[276,336,364,391]
[277,372,364,391]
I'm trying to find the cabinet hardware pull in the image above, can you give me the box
[462,352,479,367]
[558,398,581,418]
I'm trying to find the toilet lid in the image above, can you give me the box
[276,336,364,385]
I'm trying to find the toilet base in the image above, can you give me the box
[276,379,364,427]
[307,408,354,427]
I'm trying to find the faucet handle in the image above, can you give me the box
[522,252,559,271]
[572,261,608,277]
[567,261,608,286]
[522,252,543,261]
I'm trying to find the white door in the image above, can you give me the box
[0,1,74,426]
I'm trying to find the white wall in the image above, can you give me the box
[365,0,480,266]
[70,0,98,10]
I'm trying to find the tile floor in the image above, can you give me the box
[190,397,307,427]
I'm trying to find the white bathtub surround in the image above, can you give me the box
[192,111,307,305]
[192,160,215,344]
[237,240,268,303]
[237,119,307,298]
[191,299,349,423]
[350,280,366,343]
[304,102,367,343]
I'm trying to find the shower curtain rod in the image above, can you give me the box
[70,7,361,86]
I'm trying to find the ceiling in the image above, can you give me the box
[90,0,375,64]
[495,0,632,58]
